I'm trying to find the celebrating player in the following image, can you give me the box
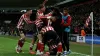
[39,19,62,55]
[29,0,53,54]
[16,9,34,53]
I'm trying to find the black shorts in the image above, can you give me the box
[43,30,60,43]
[23,23,37,33]
[43,30,57,43]
[43,30,61,55]
[18,23,38,36]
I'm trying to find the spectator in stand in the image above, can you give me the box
[81,27,86,36]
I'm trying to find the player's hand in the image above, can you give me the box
[47,16,52,19]
[61,19,64,25]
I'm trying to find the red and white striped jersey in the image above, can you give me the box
[41,26,54,33]
[35,10,52,27]
[17,14,31,29]
[34,19,43,27]
[36,10,44,19]
[36,10,52,19]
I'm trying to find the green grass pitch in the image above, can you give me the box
[0,35,100,56]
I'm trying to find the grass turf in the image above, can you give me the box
[0,35,100,56]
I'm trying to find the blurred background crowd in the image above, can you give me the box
[0,0,100,36]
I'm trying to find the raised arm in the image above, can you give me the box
[42,0,48,6]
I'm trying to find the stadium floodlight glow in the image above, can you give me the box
[4,20,11,24]
[54,0,74,6]
[2,10,4,12]
[50,6,53,7]
[21,10,26,12]
[46,6,49,8]
[34,9,37,10]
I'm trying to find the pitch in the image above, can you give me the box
[0,35,100,56]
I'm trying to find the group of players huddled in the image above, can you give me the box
[16,0,72,56]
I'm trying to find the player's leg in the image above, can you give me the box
[56,28,63,53]
[29,33,37,54]
[64,32,69,51]
[46,31,58,55]
[29,23,38,54]
[16,29,26,53]
[48,40,58,55]
[36,33,44,55]
[63,31,71,55]
[57,41,62,54]
[62,31,66,51]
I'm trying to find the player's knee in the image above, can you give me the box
[58,42,62,45]
[37,34,43,40]
[20,34,25,38]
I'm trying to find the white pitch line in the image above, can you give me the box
[71,52,90,56]
[2,37,90,56]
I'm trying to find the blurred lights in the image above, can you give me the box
[4,21,11,24]
[20,10,26,12]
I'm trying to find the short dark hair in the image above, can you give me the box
[26,9,32,12]
[38,4,44,9]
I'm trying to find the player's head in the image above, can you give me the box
[38,4,46,12]
[26,9,32,15]
[63,7,68,15]
[52,7,60,15]
[52,7,62,21]
[51,16,57,22]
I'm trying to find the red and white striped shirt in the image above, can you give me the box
[35,10,52,27]
[17,14,32,29]
[41,26,54,33]
[34,19,43,27]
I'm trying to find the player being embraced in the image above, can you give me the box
[38,18,62,56]
[29,0,53,54]
[16,9,34,53]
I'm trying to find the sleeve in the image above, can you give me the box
[24,18,33,24]
[45,12,52,16]
[63,16,72,27]
[39,15,48,19]
[39,14,52,20]
[37,11,47,19]
[23,15,33,24]
[41,28,46,34]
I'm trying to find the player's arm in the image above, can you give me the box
[41,11,53,20]
[45,11,53,16]
[42,0,48,6]
[63,16,72,27]
[40,27,46,34]
[23,18,34,24]
[38,15,52,20]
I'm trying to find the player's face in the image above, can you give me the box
[63,10,68,15]
[28,10,32,15]
[41,6,46,12]
[51,16,56,22]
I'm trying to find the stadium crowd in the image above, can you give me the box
[0,1,100,36]
[68,0,100,35]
